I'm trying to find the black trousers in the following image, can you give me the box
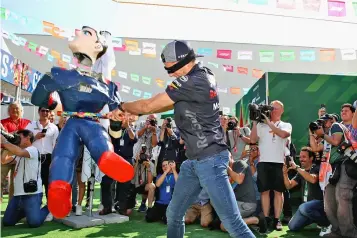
[145,203,168,223]
[101,175,114,209]
[40,154,52,199]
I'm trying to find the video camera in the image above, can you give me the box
[227,121,237,131]
[166,117,172,129]
[248,103,274,123]
[308,119,324,132]
[1,129,21,146]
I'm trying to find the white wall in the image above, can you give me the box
[106,0,357,49]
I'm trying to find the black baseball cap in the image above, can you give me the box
[320,114,334,120]
[161,40,203,63]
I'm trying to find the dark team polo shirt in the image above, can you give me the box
[292,164,323,201]
[165,62,228,160]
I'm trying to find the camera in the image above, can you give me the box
[149,119,157,127]
[337,141,357,162]
[1,129,21,146]
[248,103,274,123]
[227,121,237,131]
[308,119,324,132]
[23,180,38,193]
[139,145,148,164]
[166,117,172,129]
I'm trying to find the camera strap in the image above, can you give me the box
[22,150,41,184]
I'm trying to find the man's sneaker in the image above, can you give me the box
[98,204,104,211]
[75,205,82,216]
[274,219,283,231]
[258,214,268,234]
[319,225,332,237]
[138,203,147,213]
[45,213,53,222]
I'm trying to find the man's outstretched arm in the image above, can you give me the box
[122,92,174,115]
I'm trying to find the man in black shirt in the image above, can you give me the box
[111,40,254,238]
[283,147,329,232]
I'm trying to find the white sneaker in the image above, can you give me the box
[320,225,332,237]
[98,204,104,211]
[45,213,53,222]
[75,205,82,216]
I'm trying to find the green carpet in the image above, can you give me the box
[1,186,320,238]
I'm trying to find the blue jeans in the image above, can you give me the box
[72,171,78,206]
[288,200,329,231]
[166,150,255,238]
[3,193,49,228]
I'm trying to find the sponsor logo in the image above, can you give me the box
[185,110,208,148]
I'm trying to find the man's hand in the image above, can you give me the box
[169,161,176,171]
[0,135,7,144]
[148,125,156,133]
[283,164,288,176]
[106,108,125,121]
[143,161,151,169]
[315,127,324,137]
[35,132,46,140]
[122,117,129,129]
[289,160,297,170]
[262,113,273,127]
[0,123,6,132]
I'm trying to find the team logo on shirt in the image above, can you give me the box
[168,79,181,90]
[209,90,217,99]
[79,83,93,93]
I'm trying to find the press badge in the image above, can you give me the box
[120,139,124,146]
[166,186,170,193]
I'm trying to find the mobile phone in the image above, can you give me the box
[42,129,47,133]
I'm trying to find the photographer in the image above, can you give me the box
[156,118,180,175]
[128,144,156,214]
[250,100,292,231]
[1,130,49,228]
[283,147,329,234]
[146,160,178,224]
[311,112,357,237]
[111,114,137,216]
[1,102,31,201]
[225,116,251,161]
[26,108,59,198]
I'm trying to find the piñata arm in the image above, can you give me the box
[31,72,59,110]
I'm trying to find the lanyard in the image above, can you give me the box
[165,174,171,184]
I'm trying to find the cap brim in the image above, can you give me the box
[108,127,122,139]
[195,54,204,58]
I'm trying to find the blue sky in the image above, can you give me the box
[2,0,121,35]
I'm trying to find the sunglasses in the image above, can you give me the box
[41,109,49,113]
[250,148,258,151]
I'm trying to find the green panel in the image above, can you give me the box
[268,73,357,150]
[304,75,329,92]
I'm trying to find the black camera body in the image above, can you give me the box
[309,119,324,132]
[166,117,172,129]
[23,180,38,193]
[248,103,273,123]
[149,119,157,127]
[110,119,123,131]
[139,145,148,164]
[227,121,237,131]
[1,129,21,146]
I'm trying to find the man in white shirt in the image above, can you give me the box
[26,107,59,199]
[1,129,49,228]
[250,100,292,231]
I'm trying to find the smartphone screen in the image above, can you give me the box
[42,129,47,133]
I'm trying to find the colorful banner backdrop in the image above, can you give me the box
[0,49,43,93]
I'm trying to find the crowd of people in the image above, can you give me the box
[1,99,356,237]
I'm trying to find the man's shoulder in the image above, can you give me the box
[279,121,292,127]
[48,122,59,130]
[25,146,39,159]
